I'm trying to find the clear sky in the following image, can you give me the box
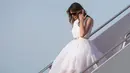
[0,0,130,73]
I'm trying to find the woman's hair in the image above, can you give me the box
[66,2,87,24]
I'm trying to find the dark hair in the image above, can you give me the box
[66,2,87,24]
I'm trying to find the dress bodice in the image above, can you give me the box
[71,19,93,39]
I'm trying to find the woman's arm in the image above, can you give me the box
[79,10,93,38]
[79,18,85,37]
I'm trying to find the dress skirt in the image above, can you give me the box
[48,38,104,73]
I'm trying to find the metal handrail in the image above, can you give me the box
[39,5,130,73]
[39,62,53,73]
[89,5,130,37]
[81,30,130,73]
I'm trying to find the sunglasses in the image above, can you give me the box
[70,10,82,16]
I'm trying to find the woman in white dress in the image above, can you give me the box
[48,2,104,73]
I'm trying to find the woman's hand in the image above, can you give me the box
[78,9,86,23]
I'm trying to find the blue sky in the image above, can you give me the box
[0,0,130,73]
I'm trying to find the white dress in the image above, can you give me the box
[48,19,104,73]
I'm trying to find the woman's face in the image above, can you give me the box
[70,10,82,20]
[70,10,78,20]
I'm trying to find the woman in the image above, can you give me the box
[48,2,104,73]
